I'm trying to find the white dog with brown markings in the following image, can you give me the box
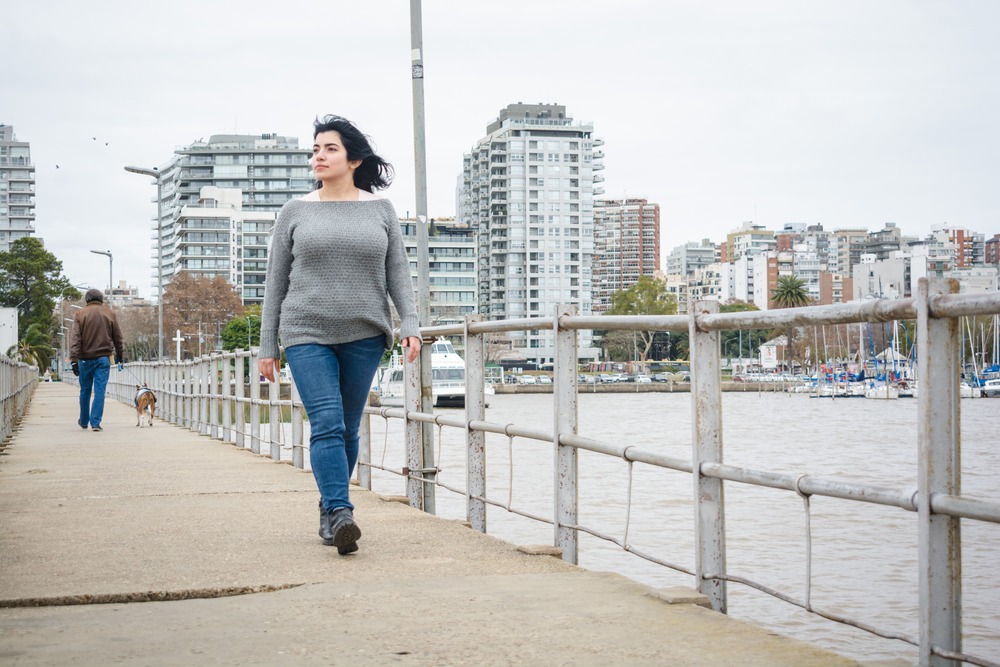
[135,384,156,427]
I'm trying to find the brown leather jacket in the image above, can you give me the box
[70,302,125,362]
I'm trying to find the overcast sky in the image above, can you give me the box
[3,0,998,299]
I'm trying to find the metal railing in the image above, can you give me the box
[359,277,999,667]
[0,356,39,447]
[45,276,999,667]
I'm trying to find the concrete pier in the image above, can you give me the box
[0,383,862,666]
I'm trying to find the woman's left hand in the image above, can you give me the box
[400,336,422,363]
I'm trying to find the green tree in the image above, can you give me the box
[221,305,261,351]
[0,238,80,339]
[605,276,678,361]
[5,322,53,371]
[770,275,812,370]
[719,301,769,360]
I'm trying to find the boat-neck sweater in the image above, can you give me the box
[259,196,419,359]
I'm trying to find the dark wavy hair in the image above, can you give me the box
[313,115,394,192]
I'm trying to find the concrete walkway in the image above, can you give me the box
[0,383,863,666]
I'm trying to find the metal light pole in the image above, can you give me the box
[410,0,436,514]
[124,165,164,359]
[89,250,112,293]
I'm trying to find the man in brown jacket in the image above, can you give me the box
[70,288,124,431]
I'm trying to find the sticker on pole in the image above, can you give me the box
[412,64,424,79]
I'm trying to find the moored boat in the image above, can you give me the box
[377,339,494,408]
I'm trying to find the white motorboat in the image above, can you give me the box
[982,379,1000,398]
[378,339,494,408]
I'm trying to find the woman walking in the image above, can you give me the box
[259,115,421,555]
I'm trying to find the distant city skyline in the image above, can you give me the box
[3,1,998,299]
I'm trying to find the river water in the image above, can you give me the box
[356,392,999,664]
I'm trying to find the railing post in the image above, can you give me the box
[553,304,579,564]
[268,374,280,460]
[234,350,246,449]
[209,354,220,440]
[291,378,305,470]
[249,351,261,454]
[916,278,962,667]
[221,353,232,442]
[465,314,487,533]
[199,359,210,436]
[404,347,423,509]
[186,361,195,429]
[166,361,180,425]
[690,299,727,613]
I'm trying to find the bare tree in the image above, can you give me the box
[115,304,158,361]
[162,274,244,359]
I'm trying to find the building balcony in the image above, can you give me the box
[592,174,605,183]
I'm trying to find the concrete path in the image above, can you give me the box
[0,383,863,666]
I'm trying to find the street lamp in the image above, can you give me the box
[90,250,112,293]
[124,165,164,359]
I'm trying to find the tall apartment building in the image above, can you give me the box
[0,125,36,251]
[172,187,275,303]
[986,234,1000,267]
[726,222,775,261]
[864,222,906,261]
[591,198,660,313]
[721,252,771,309]
[930,226,986,268]
[665,239,717,277]
[400,218,477,322]
[818,272,853,305]
[828,228,868,276]
[458,103,602,363]
[155,133,312,304]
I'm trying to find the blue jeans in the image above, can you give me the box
[284,336,385,512]
[78,356,111,428]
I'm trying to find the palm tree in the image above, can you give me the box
[770,275,811,372]
[771,275,810,309]
[5,323,53,371]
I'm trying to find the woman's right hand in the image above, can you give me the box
[258,357,279,383]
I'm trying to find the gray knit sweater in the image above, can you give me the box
[259,198,420,359]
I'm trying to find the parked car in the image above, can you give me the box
[578,374,597,384]
[598,374,617,384]
[651,373,671,383]
[537,375,552,384]
[635,374,652,384]
[518,375,537,385]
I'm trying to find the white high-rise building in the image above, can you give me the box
[172,186,276,303]
[458,103,602,363]
[0,124,36,251]
[155,133,312,305]
[665,239,718,277]
[400,217,477,323]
